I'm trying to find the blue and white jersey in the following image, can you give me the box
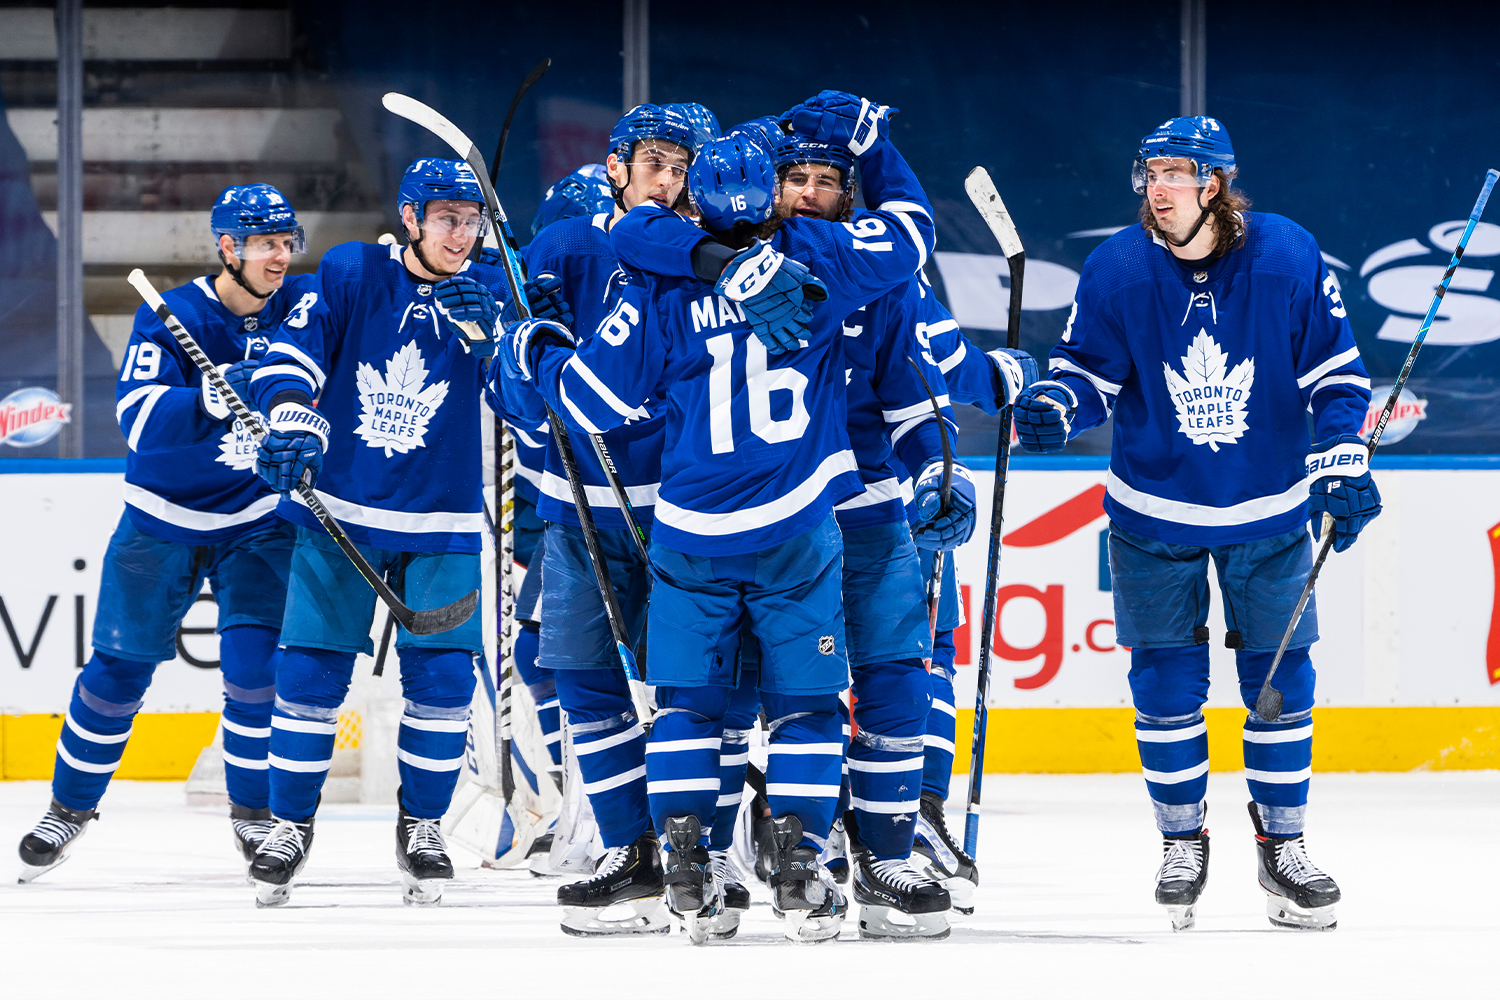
[117,273,318,545]
[500,213,664,531]
[548,161,935,556]
[1052,214,1370,545]
[248,241,510,554]
[911,271,1008,415]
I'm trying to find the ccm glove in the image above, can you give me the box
[912,461,978,551]
[499,318,577,385]
[1306,435,1381,553]
[987,347,1038,407]
[715,240,828,355]
[780,90,897,156]
[256,401,329,496]
[523,273,574,328]
[1013,380,1077,453]
[434,275,503,358]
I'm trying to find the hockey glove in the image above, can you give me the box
[1013,380,1077,454]
[523,273,574,329]
[256,402,329,496]
[198,362,235,422]
[1306,435,1381,553]
[987,347,1038,407]
[714,241,828,355]
[781,90,897,156]
[434,275,503,358]
[499,318,577,385]
[223,357,260,410]
[912,461,978,551]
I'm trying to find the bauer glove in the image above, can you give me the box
[1306,435,1381,553]
[499,318,577,385]
[1014,380,1077,453]
[223,357,260,410]
[912,460,978,551]
[780,90,898,156]
[434,275,503,358]
[987,347,1038,408]
[256,401,329,496]
[522,272,574,329]
[714,240,828,355]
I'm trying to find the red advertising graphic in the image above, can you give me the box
[1002,483,1107,547]
[1487,522,1500,685]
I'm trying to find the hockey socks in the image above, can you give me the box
[513,622,563,773]
[763,694,845,851]
[268,646,353,821]
[922,652,958,800]
[848,658,929,859]
[52,658,155,812]
[1240,648,1314,835]
[219,624,279,811]
[554,668,649,848]
[647,686,725,840]
[1135,713,1210,836]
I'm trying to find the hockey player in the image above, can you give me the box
[16,184,313,882]
[503,106,939,942]
[1014,116,1376,931]
[243,158,511,906]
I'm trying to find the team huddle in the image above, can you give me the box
[16,91,1380,941]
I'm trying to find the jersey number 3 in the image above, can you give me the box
[705,333,810,454]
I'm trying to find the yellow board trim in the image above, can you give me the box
[1,707,1496,780]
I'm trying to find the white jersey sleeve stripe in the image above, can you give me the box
[883,208,929,269]
[1295,345,1361,389]
[882,396,952,424]
[125,385,170,451]
[558,382,605,435]
[1309,373,1370,399]
[889,414,957,446]
[250,364,318,392]
[655,449,858,535]
[115,384,157,422]
[265,340,327,388]
[936,339,967,374]
[564,354,643,420]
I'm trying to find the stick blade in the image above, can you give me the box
[1255,685,1284,723]
[964,166,1025,259]
[404,589,480,635]
[381,92,475,160]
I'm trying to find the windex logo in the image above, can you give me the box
[0,387,72,448]
[1361,220,1500,346]
[1359,385,1428,446]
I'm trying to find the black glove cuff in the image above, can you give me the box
[268,389,314,413]
[691,239,738,284]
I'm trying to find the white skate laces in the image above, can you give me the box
[1157,837,1205,883]
[709,849,740,886]
[590,845,630,880]
[868,856,934,892]
[1271,836,1328,885]
[28,813,83,848]
[406,818,447,858]
[258,820,308,863]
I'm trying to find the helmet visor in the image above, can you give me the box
[233,227,307,259]
[422,207,491,239]
[1131,158,1208,195]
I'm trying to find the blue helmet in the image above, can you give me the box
[726,116,786,153]
[397,157,486,225]
[774,133,856,189]
[1133,116,1236,193]
[532,164,614,236]
[210,183,303,249]
[666,102,721,151]
[688,134,777,233]
[607,103,697,161]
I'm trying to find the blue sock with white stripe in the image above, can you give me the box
[394,648,477,818]
[1136,712,1210,835]
[51,656,155,812]
[218,625,278,811]
[923,652,958,799]
[1239,648,1314,836]
[710,673,761,850]
[850,658,929,859]
[647,685,727,846]
[514,623,562,774]
[554,668,649,848]
[268,646,354,822]
[763,693,845,850]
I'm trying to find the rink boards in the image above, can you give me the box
[2,458,1498,777]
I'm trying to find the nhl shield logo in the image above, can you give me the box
[818,635,835,655]
[417,284,433,297]
[242,316,258,332]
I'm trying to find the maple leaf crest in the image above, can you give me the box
[354,341,449,457]
[1161,330,1255,452]
[215,414,263,471]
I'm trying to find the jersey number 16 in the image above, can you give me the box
[705,333,810,454]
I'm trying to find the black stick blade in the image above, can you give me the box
[1256,685,1284,723]
[404,589,480,635]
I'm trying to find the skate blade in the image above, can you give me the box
[1164,902,1197,932]
[780,909,845,944]
[400,871,449,906]
[857,904,951,941]
[17,855,68,884]
[253,879,294,908]
[1265,893,1336,931]
[559,897,671,937]
[939,876,976,915]
[704,909,741,940]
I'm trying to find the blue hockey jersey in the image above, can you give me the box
[117,273,318,545]
[910,271,1009,415]
[248,241,510,554]
[1051,214,1370,545]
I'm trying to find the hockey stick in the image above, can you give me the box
[961,167,1026,859]
[382,93,653,721]
[1255,166,1500,722]
[383,91,651,565]
[906,355,952,657]
[491,57,551,185]
[126,269,478,636]
[497,423,518,802]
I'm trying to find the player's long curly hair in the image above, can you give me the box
[1139,168,1251,259]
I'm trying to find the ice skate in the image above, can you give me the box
[17,800,95,884]
[663,815,722,945]
[396,804,453,906]
[703,849,749,940]
[750,792,775,884]
[249,817,314,907]
[229,803,273,864]
[821,814,849,884]
[557,831,669,937]
[852,848,951,940]
[911,792,979,914]
[768,815,847,943]
[1249,801,1339,930]
[1155,826,1209,931]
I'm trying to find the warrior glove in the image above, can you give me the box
[987,347,1038,408]
[499,318,577,385]
[434,275,503,358]
[715,241,828,355]
[780,90,897,156]
[1306,435,1381,553]
[1013,380,1077,454]
[913,461,978,551]
[256,401,329,496]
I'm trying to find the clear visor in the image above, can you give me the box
[422,209,491,238]
[232,227,307,259]
[780,161,847,193]
[1131,158,1207,195]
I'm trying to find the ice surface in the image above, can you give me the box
[2,772,1494,999]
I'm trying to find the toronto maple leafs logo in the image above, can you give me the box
[215,416,262,471]
[1162,330,1254,452]
[354,342,449,457]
